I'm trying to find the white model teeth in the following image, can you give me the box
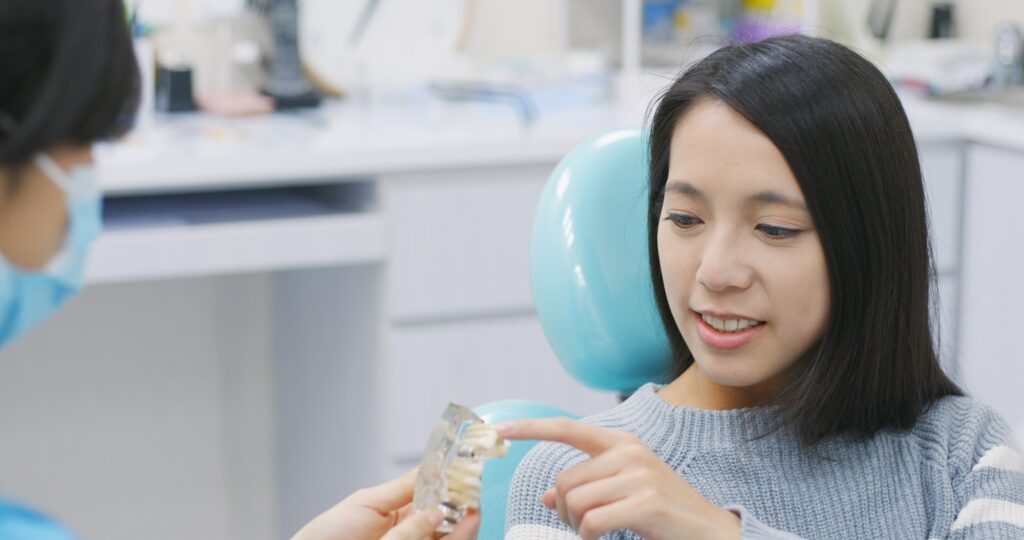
[701,313,762,333]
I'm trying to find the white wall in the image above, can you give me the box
[952,0,1024,41]
[0,275,277,540]
[460,0,567,63]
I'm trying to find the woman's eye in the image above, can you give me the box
[757,224,802,240]
[665,213,702,229]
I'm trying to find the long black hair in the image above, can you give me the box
[647,35,962,444]
[0,0,139,168]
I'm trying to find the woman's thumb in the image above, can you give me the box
[380,509,444,540]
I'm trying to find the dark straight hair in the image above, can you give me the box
[0,0,139,168]
[646,35,962,445]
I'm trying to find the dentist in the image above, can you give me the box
[1,2,475,538]
[0,0,140,536]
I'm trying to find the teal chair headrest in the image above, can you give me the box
[530,129,672,394]
[475,129,676,538]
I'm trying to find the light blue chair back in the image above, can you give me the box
[475,129,673,537]
[0,499,76,540]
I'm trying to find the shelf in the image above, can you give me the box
[86,211,386,284]
[85,183,384,284]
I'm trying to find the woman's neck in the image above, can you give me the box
[657,364,780,410]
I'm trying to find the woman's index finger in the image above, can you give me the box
[497,418,620,456]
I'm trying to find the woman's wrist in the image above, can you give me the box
[688,505,741,540]
[716,508,743,540]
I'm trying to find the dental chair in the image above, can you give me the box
[473,129,674,538]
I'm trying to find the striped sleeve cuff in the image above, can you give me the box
[505,524,578,539]
[726,505,805,540]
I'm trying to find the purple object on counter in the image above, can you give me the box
[731,19,802,42]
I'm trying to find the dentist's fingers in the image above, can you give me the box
[381,509,479,540]
[442,511,480,540]
[348,468,419,513]
[380,509,444,540]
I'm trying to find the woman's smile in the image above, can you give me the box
[693,310,767,351]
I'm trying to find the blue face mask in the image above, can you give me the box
[0,153,102,347]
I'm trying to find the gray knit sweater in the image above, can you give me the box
[505,383,1024,539]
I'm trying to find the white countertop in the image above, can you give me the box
[902,92,1024,150]
[95,85,1024,197]
[96,94,639,196]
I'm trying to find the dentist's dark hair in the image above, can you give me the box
[646,34,962,444]
[0,0,139,168]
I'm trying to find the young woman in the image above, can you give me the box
[500,35,1024,539]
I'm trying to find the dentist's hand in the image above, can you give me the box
[497,418,740,540]
[291,468,480,540]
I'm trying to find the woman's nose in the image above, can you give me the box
[695,236,754,292]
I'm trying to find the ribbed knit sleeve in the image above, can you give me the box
[505,440,588,539]
[938,399,1024,538]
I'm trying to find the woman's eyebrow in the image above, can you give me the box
[749,191,808,211]
[666,180,807,212]
[665,180,707,201]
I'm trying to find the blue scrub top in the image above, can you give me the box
[0,499,75,540]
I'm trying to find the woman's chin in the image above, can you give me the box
[693,358,776,393]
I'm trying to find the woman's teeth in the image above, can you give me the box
[701,313,763,333]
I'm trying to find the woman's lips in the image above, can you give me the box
[693,311,766,351]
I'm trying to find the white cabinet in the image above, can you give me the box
[382,165,552,322]
[959,144,1024,428]
[380,165,618,469]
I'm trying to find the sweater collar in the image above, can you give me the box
[610,383,790,451]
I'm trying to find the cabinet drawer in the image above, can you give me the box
[919,142,963,274]
[383,166,554,322]
[383,314,617,462]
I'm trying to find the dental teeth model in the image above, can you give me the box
[413,403,510,533]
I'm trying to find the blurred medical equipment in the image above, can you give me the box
[929,3,955,40]
[298,0,471,97]
[866,0,898,42]
[887,23,1024,108]
[732,0,803,43]
[155,64,197,112]
[993,23,1024,89]
[260,0,320,109]
[427,81,537,127]
[349,0,382,46]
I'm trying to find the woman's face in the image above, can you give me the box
[657,99,830,398]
